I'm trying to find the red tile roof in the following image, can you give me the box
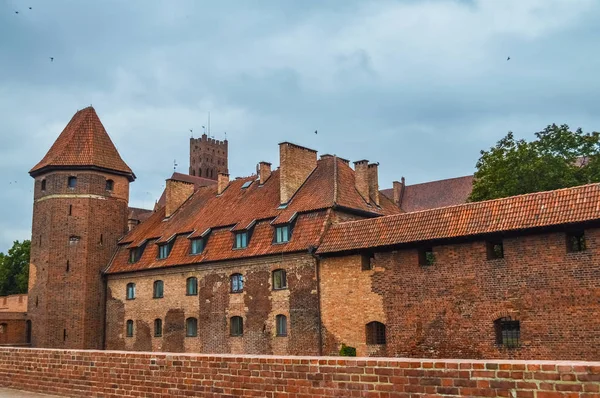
[128,207,153,223]
[381,175,474,212]
[30,107,134,180]
[156,172,217,207]
[105,156,400,274]
[318,183,600,254]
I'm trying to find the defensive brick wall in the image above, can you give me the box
[1,347,599,397]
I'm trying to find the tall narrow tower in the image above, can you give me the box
[27,107,135,349]
[189,134,228,179]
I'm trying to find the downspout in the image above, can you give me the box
[310,249,324,356]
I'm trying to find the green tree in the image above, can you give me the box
[0,240,31,296]
[469,124,600,202]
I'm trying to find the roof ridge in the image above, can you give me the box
[333,155,338,204]
[328,182,600,229]
[402,174,474,188]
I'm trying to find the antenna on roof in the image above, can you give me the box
[208,111,211,138]
[173,159,178,172]
[224,131,227,140]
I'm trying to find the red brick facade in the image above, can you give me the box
[2,347,600,397]
[189,134,228,179]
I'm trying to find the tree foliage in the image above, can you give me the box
[470,124,600,202]
[0,240,30,296]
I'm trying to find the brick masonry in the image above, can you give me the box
[1,347,600,398]
[319,227,600,360]
[105,253,321,355]
[279,142,317,204]
[189,134,228,179]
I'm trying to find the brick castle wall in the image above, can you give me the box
[28,171,129,349]
[1,347,599,397]
[320,227,600,360]
[0,294,27,313]
[189,134,228,179]
[106,253,320,355]
[0,317,27,345]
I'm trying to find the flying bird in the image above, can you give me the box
[507,56,511,61]
[314,130,318,135]
[29,7,32,9]
[50,57,54,62]
[15,11,19,14]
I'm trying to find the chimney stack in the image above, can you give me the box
[354,160,370,202]
[279,142,317,204]
[258,162,272,184]
[217,172,230,195]
[165,179,194,218]
[392,177,405,208]
[368,163,380,206]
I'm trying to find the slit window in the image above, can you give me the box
[272,269,287,290]
[234,232,248,249]
[487,239,504,259]
[361,253,374,271]
[366,321,386,345]
[418,247,435,266]
[186,277,198,296]
[190,238,204,255]
[126,283,136,300]
[67,176,77,189]
[230,273,243,293]
[494,317,520,348]
[276,314,287,337]
[566,231,586,252]
[186,317,197,337]
[230,316,243,336]
[66,260,70,272]
[274,225,290,243]
[41,179,46,191]
[154,319,162,337]
[105,179,114,191]
[126,320,134,337]
[153,280,164,298]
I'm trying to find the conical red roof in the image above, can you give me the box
[30,107,135,180]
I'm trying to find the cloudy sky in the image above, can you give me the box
[1,0,599,252]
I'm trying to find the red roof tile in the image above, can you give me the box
[381,175,473,212]
[318,183,600,254]
[30,107,134,180]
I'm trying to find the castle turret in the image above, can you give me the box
[189,134,228,179]
[27,106,135,349]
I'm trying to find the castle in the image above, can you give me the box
[5,106,600,360]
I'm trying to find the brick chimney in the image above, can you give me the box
[217,172,230,195]
[368,163,380,206]
[258,162,272,184]
[392,177,405,207]
[165,179,194,218]
[354,160,369,202]
[279,142,318,204]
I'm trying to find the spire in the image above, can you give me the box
[30,107,135,181]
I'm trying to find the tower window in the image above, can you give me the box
[566,230,586,252]
[186,277,198,295]
[68,176,77,189]
[126,283,136,300]
[41,179,46,191]
[234,232,248,249]
[366,321,386,345]
[276,314,287,337]
[272,269,287,290]
[153,280,164,298]
[418,247,435,266]
[230,316,243,336]
[66,260,70,272]
[487,239,504,259]
[494,317,520,348]
[126,320,134,337]
[63,329,67,341]
[154,319,162,337]
[105,179,114,191]
[68,205,72,216]
[230,273,243,293]
[186,317,197,337]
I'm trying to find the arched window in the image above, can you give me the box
[186,317,198,337]
[494,317,520,348]
[230,316,243,336]
[230,274,243,293]
[186,277,198,296]
[272,269,287,290]
[105,179,114,191]
[67,176,77,189]
[41,179,46,191]
[126,320,134,337]
[366,321,386,345]
[276,315,287,337]
[126,283,136,300]
[154,319,162,337]
[153,280,164,298]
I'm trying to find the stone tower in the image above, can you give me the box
[189,133,228,179]
[27,107,135,349]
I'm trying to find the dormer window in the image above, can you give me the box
[234,231,248,249]
[274,225,290,244]
[128,242,147,264]
[190,238,204,255]
[68,176,77,189]
[158,242,173,259]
